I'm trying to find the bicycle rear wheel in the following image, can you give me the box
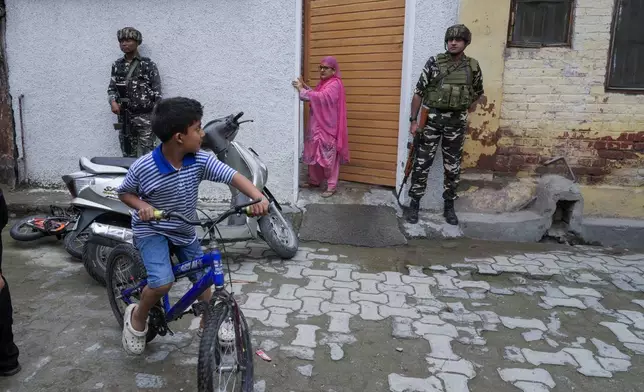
[198,301,254,392]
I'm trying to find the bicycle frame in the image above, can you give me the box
[120,246,225,323]
[26,206,79,234]
[112,204,258,385]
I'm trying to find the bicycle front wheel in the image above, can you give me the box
[198,302,254,392]
[105,244,158,343]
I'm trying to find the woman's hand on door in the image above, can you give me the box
[292,77,304,91]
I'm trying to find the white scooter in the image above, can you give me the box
[66,111,299,286]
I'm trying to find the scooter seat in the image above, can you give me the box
[90,157,137,169]
[79,157,129,175]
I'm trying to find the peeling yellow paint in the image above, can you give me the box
[454,0,642,218]
[581,186,644,219]
[458,0,510,169]
[458,0,643,189]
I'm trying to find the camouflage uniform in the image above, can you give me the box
[108,28,162,157]
[408,55,483,201]
[408,34,484,203]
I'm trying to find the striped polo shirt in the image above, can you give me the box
[117,146,237,245]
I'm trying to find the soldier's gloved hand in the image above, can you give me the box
[410,121,418,136]
[111,101,120,115]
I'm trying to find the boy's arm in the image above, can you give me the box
[230,173,269,216]
[116,165,155,221]
[119,193,155,221]
[203,155,269,216]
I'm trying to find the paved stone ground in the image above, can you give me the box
[1,228,644,391]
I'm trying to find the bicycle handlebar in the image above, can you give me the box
[233,112,244,122]
[153,198,263,226]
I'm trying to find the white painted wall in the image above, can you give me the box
[6,0,299,203]
[398,0,459,211]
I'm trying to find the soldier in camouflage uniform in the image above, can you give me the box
[108,27,162,157]
[406,24,484,225]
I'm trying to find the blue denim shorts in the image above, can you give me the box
[134,234,206,289]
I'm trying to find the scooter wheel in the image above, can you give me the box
[9,216,47,241]
[82,242,112,286]
[63,228,90,260]
[259,209,298,259]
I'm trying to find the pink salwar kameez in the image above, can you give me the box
[299,57,349,192]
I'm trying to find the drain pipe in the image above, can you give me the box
[18,93,27,179]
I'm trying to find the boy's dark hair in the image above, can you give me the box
[151,97,204,143]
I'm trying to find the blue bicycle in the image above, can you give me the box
[105,200,261,392]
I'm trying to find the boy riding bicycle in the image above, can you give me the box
[116,97,269,355]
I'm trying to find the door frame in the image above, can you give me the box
[293,0,304,204]
[295,0,418,202]
[396,0,418,205]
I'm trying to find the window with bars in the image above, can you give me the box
[606,0,644,92]
[507,0,574,47]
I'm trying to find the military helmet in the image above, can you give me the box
[445,24,471,44]
[117,27,142,44]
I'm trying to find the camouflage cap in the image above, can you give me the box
[445,24,471,44]
[117,27,142,44]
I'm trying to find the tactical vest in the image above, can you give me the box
[126,57,156,114]
[425,53,479,111]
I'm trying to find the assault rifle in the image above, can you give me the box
[396,106,429,207]
[113,82,132,155]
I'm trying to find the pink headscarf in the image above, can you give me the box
[320,55,342,78]
[311,56,349,164]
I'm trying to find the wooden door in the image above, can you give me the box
[304,0,405,187]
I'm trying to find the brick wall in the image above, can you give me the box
[485,0,644,186]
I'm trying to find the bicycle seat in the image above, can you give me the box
[90,157,137,169]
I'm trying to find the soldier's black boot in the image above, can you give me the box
[444,200,458,225]
[406,199,420,224]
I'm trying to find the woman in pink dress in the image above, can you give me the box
[293,56,349,198]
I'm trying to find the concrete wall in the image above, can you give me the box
[397,0,459,211]
[6,0,299,203]
[461,0,643,187]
